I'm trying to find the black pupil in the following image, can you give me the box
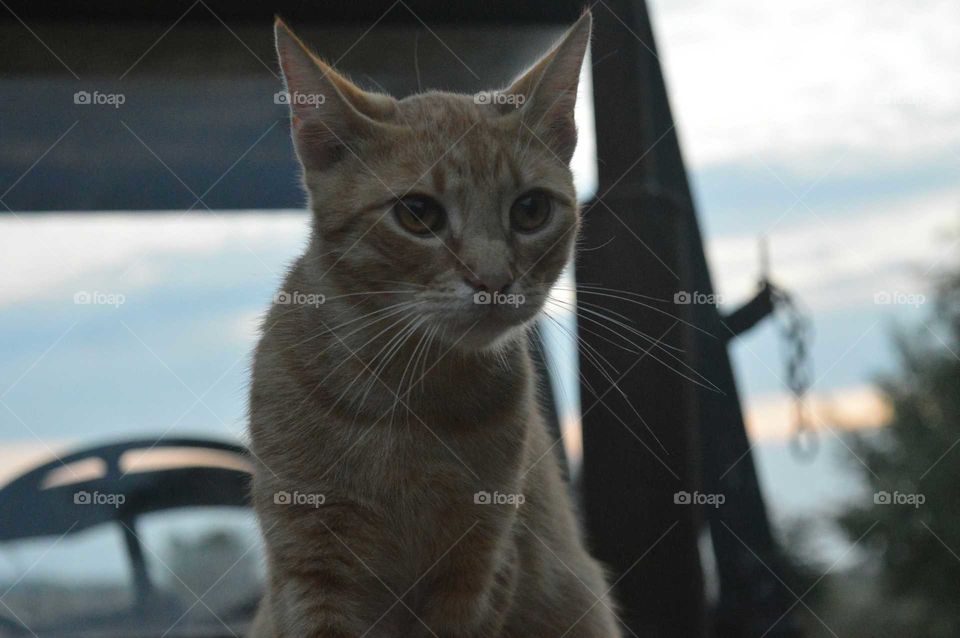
[398,197,441,234]
[515,192,549,230]
[520,196,538,215]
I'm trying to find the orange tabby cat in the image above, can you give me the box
[248,12,620,637]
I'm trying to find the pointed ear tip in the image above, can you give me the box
[274,16,295,41]
[574,9,593,32]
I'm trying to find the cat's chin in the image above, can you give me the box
[454,327,527,353]
[443,314,534,353]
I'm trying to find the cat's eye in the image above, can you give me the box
[393,195,446,236]
[510,190,552,233]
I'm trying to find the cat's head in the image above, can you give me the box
[275,13,591,351]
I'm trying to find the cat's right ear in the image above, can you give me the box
[274,18,397,171]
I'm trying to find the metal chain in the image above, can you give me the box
[768,283,817,460]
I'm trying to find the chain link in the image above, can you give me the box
[768,282,817,460]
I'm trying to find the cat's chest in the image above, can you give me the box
[326,407,529,504]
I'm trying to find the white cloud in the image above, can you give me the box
[707,187,960,314]
[0,211,309,307]
[648,0,960,172]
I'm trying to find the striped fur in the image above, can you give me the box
[248,11,620,637]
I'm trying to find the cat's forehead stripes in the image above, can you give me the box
[437,135,522,189]
[393,94,525,191]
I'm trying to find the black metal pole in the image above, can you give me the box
[580,1,801,636]
[580,2,706,635]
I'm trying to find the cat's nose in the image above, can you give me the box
[463,272,514,295]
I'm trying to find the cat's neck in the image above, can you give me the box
[274,277,531,430]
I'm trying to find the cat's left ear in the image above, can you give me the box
[503,11,592,164]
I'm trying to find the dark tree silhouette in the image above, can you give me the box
[838,264,960,637]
